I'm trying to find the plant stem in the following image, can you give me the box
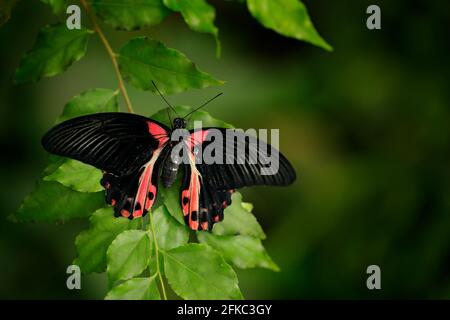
[79,0,134,114]
[148,211,168,300]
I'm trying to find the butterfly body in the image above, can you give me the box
[161,146,182,188]
[42,112,296,231]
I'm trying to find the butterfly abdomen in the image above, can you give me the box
[162,147,182,188]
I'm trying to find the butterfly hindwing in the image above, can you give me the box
[180,162,233,231]
[101,171,140,218]
[132,146,166,218]
[101,145,166,219]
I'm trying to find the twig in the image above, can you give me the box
[148,212,168,300]
[79,0,134,113]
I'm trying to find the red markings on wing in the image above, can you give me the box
[147,121,169,147]
[145,181,156,211]
[180,149,202,231]
[186,129,209,150]
[181,189,190,216]
[180,166,200,229]
[132,165,153,218]
[132,147,163,218]
[121,209,131,218]
[188,170,200,230]
[180,175,235,231]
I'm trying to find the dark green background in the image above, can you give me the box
[1,0,449,299]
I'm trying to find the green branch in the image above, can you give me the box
[79,0,134,113]
[148,211,168,300]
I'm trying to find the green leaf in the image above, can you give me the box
[0,0,18,27]
[118,37,223,94]
[105,276,161,300]
[159,176,185,225]
[56,88,119,124]
[212,192,266,239]
[107,229,152,284]
[247,0,332,51]
[11,180,105,222]
[44,159,103,192]
[74,207,139,273]
[163,0,220,55]
[197,233,279,271]
[162,243,243,299]
[42,88,119,192]
[241,201,254,212]
[153,205,189,250]
[41,155,67,177]
[41,0,67,14]
[15,24,92,83]
[92,0,170,30]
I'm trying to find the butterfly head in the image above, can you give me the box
[151,80,222,130]
[173,117,187,129]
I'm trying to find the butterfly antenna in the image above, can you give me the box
[184,92,223,120]
[152,81,180,118]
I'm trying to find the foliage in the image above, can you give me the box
[162,244,243,300]
[41,0,68,15]
[15,24,92,83]
[11,0,331,299]
[92,0,170,30]
[118,37,223,94]
[247,0,332,51]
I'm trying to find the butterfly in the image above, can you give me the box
[41,88,296,231]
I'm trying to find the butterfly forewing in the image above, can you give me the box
[41,113,170,176]
[184,128,296,190]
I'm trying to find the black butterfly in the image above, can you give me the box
[41,91,296,231]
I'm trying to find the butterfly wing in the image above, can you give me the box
[195,128,296,189]
[180,162,233,231]
[41,112,170,176]
[179,128,296,231]
[101,145,167,219]
[42,112,170,219]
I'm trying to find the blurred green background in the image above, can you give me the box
[1,0,450,299]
